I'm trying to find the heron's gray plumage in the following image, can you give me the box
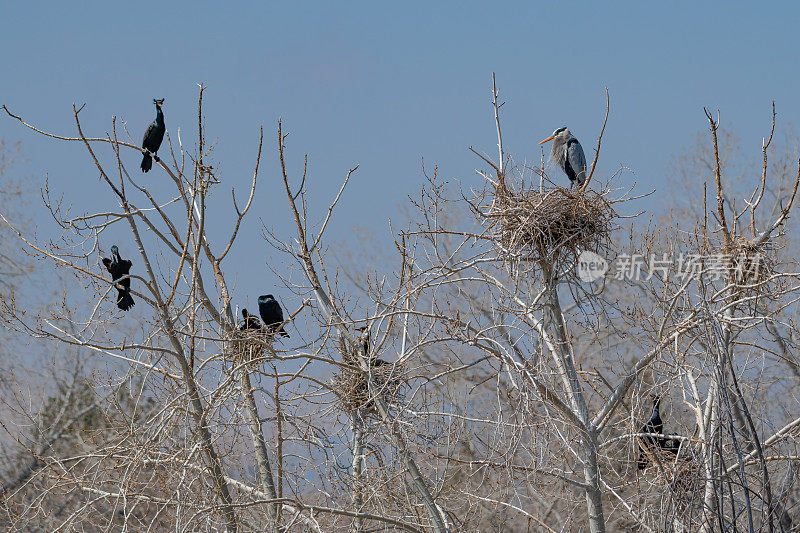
[549,127,587,186]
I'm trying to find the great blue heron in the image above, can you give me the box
[141,98,165,173]
[355,325,370,356]
[258,294,290,338]
[538,126,587,187]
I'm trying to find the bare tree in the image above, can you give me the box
[1,79,800,533]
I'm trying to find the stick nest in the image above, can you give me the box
[720,236,774,289]
[488,186,616,265]
[225,329,269,365]
[640,451,702,500]
[334,361,407,416]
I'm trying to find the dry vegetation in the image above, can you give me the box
[0,80,799,533]
[487,185,616,267]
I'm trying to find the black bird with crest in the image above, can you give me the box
[102,245,135,311]
[141,98,165,173]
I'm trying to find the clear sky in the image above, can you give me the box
[2,2,798,309]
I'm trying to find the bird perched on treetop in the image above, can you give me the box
[102,245,135,311]
[239,308,262,331]
[141,98,165,173]
[538,126,587,187]
[258,294,290,338]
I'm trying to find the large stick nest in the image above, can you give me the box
[225,329,269,365]
[719,236,775,289]
[487,186,616,266]
[334,361,407,416]
[638,449,702,500]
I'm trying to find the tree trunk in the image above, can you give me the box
[699,377,719,533]
[582,431,606,533]
[241,369,281,531]
[351,413,365,533]
[546,275,606,533]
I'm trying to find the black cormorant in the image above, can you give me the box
[637,395,679,469]
[538,126,588,187]
[239,308,262,331]
[258,294,289,338]
[102,245,135,311]
[141,99,165,173]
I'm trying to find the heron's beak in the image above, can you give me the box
[537,135,555,145]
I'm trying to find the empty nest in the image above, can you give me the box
[489,186,615,264]
[720,237,774,288]
[334,361,406,416]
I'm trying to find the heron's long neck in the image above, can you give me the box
[551,137,567,166]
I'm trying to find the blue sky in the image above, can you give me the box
[2,2,798,308]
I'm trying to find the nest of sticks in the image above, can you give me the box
[334,360,407,416]
[225,329,269,365]
[640,452,701,500]
[487,186,615,267]
[637,440,701,497]
[720,236,774,289]
[665,457,702,498]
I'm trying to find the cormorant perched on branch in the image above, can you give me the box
[239,308,262,331]
[638,395,679,469]
[102,245,134,311]
[141,98,165,173]
[538,126,587,187]
[258,294,289,338]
